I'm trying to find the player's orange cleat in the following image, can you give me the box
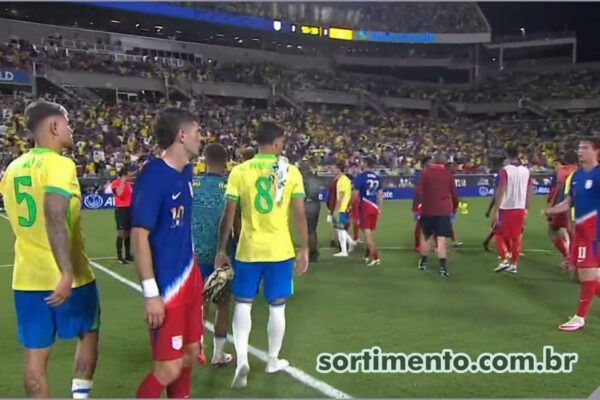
[211,353,233,369]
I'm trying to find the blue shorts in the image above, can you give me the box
[232,259,293,303]
[338,213,349,226]
[14,281,101,349]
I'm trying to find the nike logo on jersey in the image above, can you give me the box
[172,192,181,200]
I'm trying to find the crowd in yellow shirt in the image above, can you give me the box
[2,95,599,187]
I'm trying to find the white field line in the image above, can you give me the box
[319,245,555,254]
[0,256,116,269]
[89,260,352,399]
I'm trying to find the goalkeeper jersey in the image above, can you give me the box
[191,173,227,266]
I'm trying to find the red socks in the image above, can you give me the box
[353,224,359,241]
[595,281,600,297]
[511,237,522,265]
[495,234,508,261]
[371,250,379,260]
[167,367,191,399]
[137,367,192,399]
[576,281,596,319]
[553,238,568,258]
[137,372,165,399]
[365,247,379,260]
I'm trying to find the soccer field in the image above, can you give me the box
[1,198,600,398]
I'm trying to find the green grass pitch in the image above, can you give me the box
[1,198,600,398]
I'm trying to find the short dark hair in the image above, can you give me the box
[204,143,228,165]
[421,156,432,166]
[563,151,578,165]
[24,100,67,133]
[506,146,519,159]
[580,137,600,151]
[240,147,256,161]
[118,167,129,177]
[153,108,198,149]
[363,156,376,168]
[255,121,284,146]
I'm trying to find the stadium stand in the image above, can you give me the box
[187,2,489,33]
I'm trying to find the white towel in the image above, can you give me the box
[272,156,289,204]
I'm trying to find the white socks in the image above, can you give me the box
[267,304,286,360]
[337,229,348,253]
[345,231,356,248]
[232,302,252,367]
[232,303,286,361]
[336,229,355,254]
[71,379,93,399]
[213,335,227,360]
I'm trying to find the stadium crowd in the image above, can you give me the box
[4,40,600,102]
[189,2,489,33]
[2,91,599,192]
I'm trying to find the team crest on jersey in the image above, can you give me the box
[171,335,183,350]
[585,179,593,190]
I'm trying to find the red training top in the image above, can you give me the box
[327,176,339,212]
[412,164,459,217]
[111,179,133,208]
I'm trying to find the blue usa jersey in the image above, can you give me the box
[354,171,383,210]
[191,173,227,267]
[131,159,201,308]
[569,166,600,241]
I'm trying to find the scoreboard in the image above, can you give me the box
[273,19,433,43]
[277,21,353,41]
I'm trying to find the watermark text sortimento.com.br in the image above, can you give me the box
[316,346,578,374]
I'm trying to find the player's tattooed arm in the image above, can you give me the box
[44,192,74,306]
[44,193,73,276]
[215,200,237,269]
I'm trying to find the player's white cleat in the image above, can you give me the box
[364,257,371,264]
[494,260,510,272]
[211,353,233,368]
[558,315,585,332]
[266,358,289,374]
[333,252,348,257]
[506,265,518,274]
[368,259,381,267]
[231,363,250,389]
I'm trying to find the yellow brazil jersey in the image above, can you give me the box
[564,171,575,222]
[0,148,94,291]
[336,174,352,213]
[225,154,305,263]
